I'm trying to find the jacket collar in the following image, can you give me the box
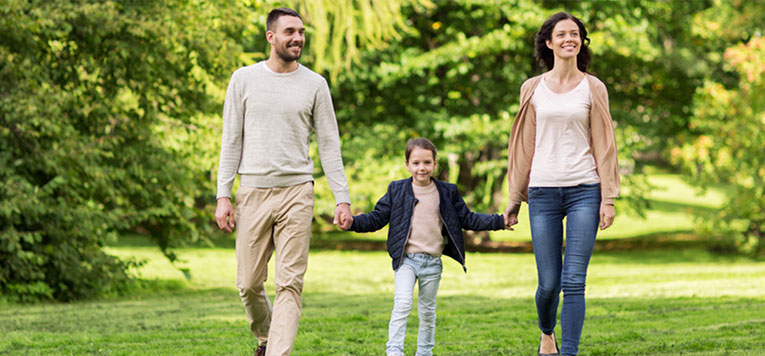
[403,177,414,198]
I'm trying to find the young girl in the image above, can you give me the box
[344,138,505,356]
[504,12,620,356]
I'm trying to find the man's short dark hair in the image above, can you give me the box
[266,7,302,32]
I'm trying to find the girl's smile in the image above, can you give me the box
[406,147,436,186]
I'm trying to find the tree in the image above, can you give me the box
[0,0,437,301]
[242,0,435,81]
[672,37,764,256]
[327,0,723,244]
[666,0,765,257]
[0,0,247,301]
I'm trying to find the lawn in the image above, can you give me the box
[2,172,757,355]
[1,245,763,355]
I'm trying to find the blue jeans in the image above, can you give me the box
[528,183,601,356]
[387,253,442,356]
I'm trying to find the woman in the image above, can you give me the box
[503,12,620,356]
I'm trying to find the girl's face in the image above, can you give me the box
[406,147,436,186]
[546,19,581,61]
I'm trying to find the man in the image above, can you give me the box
[214,7,352,356]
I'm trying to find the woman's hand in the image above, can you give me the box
[599,203,615,230]
[504,202,521,230]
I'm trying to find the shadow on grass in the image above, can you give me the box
[645,199,718,214]
[592,248,757,265]
[111,231,237,248]
[114,229,720,257]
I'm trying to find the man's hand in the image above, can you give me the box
[333,203,352,230]
[600,203,615,230]
[504,202,521,231]
[215,198,236,233]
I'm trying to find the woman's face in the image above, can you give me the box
[546,19,581,61]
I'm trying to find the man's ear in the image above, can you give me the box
[266,30,275,44]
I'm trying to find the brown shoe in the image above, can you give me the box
[254,345,266,356]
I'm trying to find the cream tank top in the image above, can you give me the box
[529,76,600,187]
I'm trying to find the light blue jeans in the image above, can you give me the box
[387,253,443,356]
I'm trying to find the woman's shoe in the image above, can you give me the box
[538,333,560,356]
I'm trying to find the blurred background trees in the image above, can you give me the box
[0,0,248,301]
[671,1,765,256]
[1,0,762,301]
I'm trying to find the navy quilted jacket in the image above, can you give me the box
[350,177,505,272]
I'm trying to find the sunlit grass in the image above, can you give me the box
[107,247,765,300]
[3,247,762,355]
[1,172,755,355]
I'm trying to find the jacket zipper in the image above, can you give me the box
[397,199,417,270]
[439,212,466,272]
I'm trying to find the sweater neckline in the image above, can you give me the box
[411,180,437,193]
[259,61,304,77]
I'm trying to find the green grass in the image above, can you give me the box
[2,246,763,355]
[0,172,753,355]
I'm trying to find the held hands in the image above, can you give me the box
[215,198,236,233]
[599,203,615,230]
[334,203,353,230]
[503,202,520,230]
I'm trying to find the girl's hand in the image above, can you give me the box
[341,215,354,231]
[504,202,521,230]
[334,203,353,230]
[599,203,615,230]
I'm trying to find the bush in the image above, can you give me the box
[0,0,246,301]
[672,38,765,257]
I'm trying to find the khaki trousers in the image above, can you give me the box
[235,181,314,356]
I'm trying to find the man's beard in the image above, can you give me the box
[276,41,302,62]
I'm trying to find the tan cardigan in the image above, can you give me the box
[507,74,620,205]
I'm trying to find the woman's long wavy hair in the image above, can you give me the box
[534,12,591,72]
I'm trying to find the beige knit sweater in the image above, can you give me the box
[216,62,350,204]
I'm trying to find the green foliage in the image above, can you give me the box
[0,0,247,301]
[243,0,435,82]
[673,36,765,256]
[1,0,762,303]
[330,0,712,221]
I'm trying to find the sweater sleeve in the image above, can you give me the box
[313,79,351,205]
[506,78,539,204]
[216,72,244,199]
[588,76,621,204]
